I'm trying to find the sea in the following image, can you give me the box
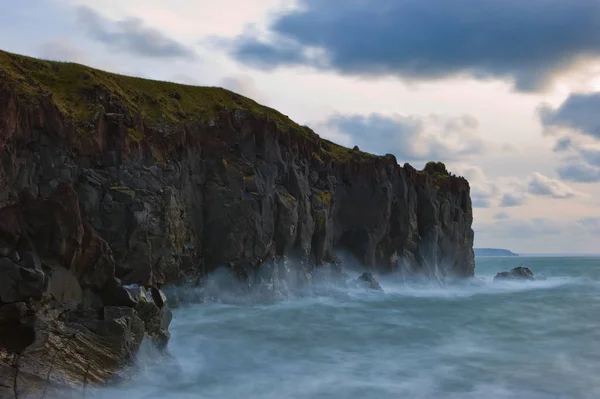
[88,255,600,399]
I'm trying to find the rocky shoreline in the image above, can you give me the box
[0,183,171,398]
[0,50,475,397]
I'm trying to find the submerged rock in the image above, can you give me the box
[494,266,535,281]
[355,272,384,291]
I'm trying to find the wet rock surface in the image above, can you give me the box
[355,272,384,291]
[0,184,171,398]
[494,266,535,281]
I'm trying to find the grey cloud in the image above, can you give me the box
[171,73,198,85]
[477,218,570,239]
[558,161,600,182]
[580,149,600,167]
[220,75,266,103]
[493,212,510,220]
[76,6,195,59]
[540,93,600,139]
[39,39,86,63]
[500,193,525,207]
[527,172,578,198]
[226,0,600,91]
[320,113,483,165]
[471,194,492,209]
[451,165,499,208]
[551,134,600,183]
[553,137,572,152]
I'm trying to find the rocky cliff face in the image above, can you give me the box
[0,50,474,395]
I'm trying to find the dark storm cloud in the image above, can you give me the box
[76,6,195,59]
[227,0,600,91]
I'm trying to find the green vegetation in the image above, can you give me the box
[0,50,378,165]
[420,161,451,180]
[0,50,317,136]
[317,214,326,230]
[127,127,143,142]
[311,151,323,163]
[320,139,378,163]
[316,191,332,206]
[281,191,296,202]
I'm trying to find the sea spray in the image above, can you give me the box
[85,256,600,399]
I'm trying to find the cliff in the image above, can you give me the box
[0,50,474,395]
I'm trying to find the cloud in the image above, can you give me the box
[452,166,579,207]
[500,193,525,207]
[317,113,483,165]
[552,141,600,183]
[225,0,600,91]
[527,172,579,198]
[220,74,266,103]
[471,193,493,209]
[558,160,600,182]
[578,217,600,234]
[39,39,86,63]
[170,73,198,85]
[553,137,572,152]
[493,212,510,220]
[76,6,195,59]
[476,218,575,239]
[539,93,600,139]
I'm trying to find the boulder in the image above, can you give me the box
[494,266,535,281]
[355,272,384,291]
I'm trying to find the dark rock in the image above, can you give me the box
[0,183,173,395]
[18,250,41,270]
[355,272,384,291]
[8,251,19,263]
[150,286,167,308]
[0,53,478,394]
[103,306,136,321]
[494,266,535,281]
[0,259,45,303]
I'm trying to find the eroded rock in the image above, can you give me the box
[355,272,384,291]
[494,266,535,281]
[0,185,172,397]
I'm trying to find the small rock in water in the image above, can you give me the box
[355,272,384,291]
[494,266,535,281]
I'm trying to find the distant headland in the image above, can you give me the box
[474,248,519,257]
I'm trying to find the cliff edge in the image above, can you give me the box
[0,50,474,284]
[0,49,474,395]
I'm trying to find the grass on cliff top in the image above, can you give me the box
[0,49,383,164]
[0,50,317,135]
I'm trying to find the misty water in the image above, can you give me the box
[88,256,600,399]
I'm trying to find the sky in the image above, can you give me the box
[1,0,600,254]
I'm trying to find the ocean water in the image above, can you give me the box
[89,256,600,399]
